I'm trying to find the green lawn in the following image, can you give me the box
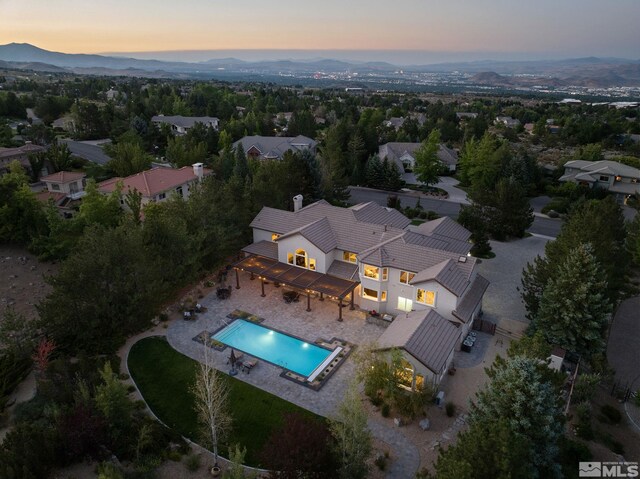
[128,336,325,466]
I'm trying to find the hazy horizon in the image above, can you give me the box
[2,0,639,61]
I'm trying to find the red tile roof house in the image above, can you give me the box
[36,171,87,215]
[97,163,212,210]
[236,196,490,387]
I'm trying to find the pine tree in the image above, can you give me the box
[534,243,612,362]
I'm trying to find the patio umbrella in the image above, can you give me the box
[229,349,238,375]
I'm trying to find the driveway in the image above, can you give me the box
[476,236,549,325]
[608,296,640,390]
[60,139,112,165]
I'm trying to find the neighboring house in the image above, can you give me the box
[36,171,87,216]
[456,112,478,120]
[377,309,462,387]
[151,115,220,134]
[237,198,488,387]
[105,88,127,102]
[495,116,520,128]
[384,117,405,130]
[52,116,74,132]
[97,163,211,209]
[40,171,86,199]
[233,135,317,160]
[0,143,47,177]
[524,123,535,135]
[559,159,640,203]
[378,142,459,172]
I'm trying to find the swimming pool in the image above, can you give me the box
[212,319,334,377]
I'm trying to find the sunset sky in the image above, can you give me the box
[1,0,639,61]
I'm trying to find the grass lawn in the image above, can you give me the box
[128,336,326,467]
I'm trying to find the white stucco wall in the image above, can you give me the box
[276,234,329,273]
[253,228,274,243]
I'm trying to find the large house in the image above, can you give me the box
[0,143,47,176]
[236,198,489,385]
[378,142,459,172]
[97,163,211,208]
[233,135,317,160]
[36,171,87,216]
[151,115,220,134]
[559,159,640,203]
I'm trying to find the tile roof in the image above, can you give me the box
[326,260,359,281]
[98,165,211,198]
[151,115,219,129]
[452,275,490,323]
[563,160,640,179]
[417,217,471,242]
[410,259,470,296]
[277,217,338,253]
[35,191,66,205]
[350,201,411,229]
[377,309,461,374]
[233,135,317,160]
[241,240,278,260]
[0,143,46,159]
[378,142,459,169]
[40,171,85,183]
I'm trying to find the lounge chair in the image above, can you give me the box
[242,359,258,374]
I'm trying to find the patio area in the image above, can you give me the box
[166,270,387,417]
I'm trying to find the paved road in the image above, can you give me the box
[348,186,562,238]
[607,296,640,390]
[60,139,112,165]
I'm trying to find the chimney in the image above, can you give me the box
[293,194,303,212]
[192,163,204,179]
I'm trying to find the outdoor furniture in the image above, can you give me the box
[461,340,473,353]
[217,286,232,300]
[282,291,300,303]
[226,351,244,365]
[242,359,258,373]
[183,310,194,320]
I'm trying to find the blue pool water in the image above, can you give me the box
[212,320,332,377]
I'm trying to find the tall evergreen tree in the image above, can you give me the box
[413,129,442,187]
[534,243,612,362]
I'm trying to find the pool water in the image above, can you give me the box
[212,319,332,377]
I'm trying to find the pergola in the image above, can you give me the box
[233,254,360,321]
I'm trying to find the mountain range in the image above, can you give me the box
[1,43,640,89]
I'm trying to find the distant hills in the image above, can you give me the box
[1,43,639,88]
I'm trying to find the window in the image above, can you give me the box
[287,253,294,265]
[363,264,388,281]
[309,258,316,271]
[343,251,357,263]
[295,249,307,268]
[158,192,166,200]
[380,291,387,302]
[400,271,415,284]
[397,297,413,312]
[175,186,183,197]
[416,289,436,306]
[599,175,609,182]
[51,183,60,191]
[362,288,379,300]
[271,233,280,241]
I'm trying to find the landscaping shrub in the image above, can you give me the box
[184,453,201,471]
[381,403,390,417]
[370,394,383,407]
[599,404,621,424]
[0,351,32,410]
[374,453,387,471]
[541,197,571,215]
[575,402,594,440]
[445,401,456,417]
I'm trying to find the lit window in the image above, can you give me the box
[271,233,280,241]
[295,249,307,268]
[397,297,413,312]
[309,258,316,271]
[287,253,294,265]
[363,265,379,279]
[381,291,387,302]
[343,251,357,263]
[363,265,387,280]
[400,271,415,284]
[416,289,436,306]
[362,288,379,300]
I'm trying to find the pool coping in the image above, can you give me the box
[192,312,353,391]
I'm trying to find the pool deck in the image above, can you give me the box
[166,271,386,417]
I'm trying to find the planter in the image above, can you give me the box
[210,465,222,477]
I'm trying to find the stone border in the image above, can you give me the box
[281,338,354,391]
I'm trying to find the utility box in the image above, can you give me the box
[436,391,445,407]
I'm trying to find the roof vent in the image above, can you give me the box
[458,256,467,263]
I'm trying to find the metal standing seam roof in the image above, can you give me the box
[233,254,359,299]
[452,275,490,323]
[377,309,461,374]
